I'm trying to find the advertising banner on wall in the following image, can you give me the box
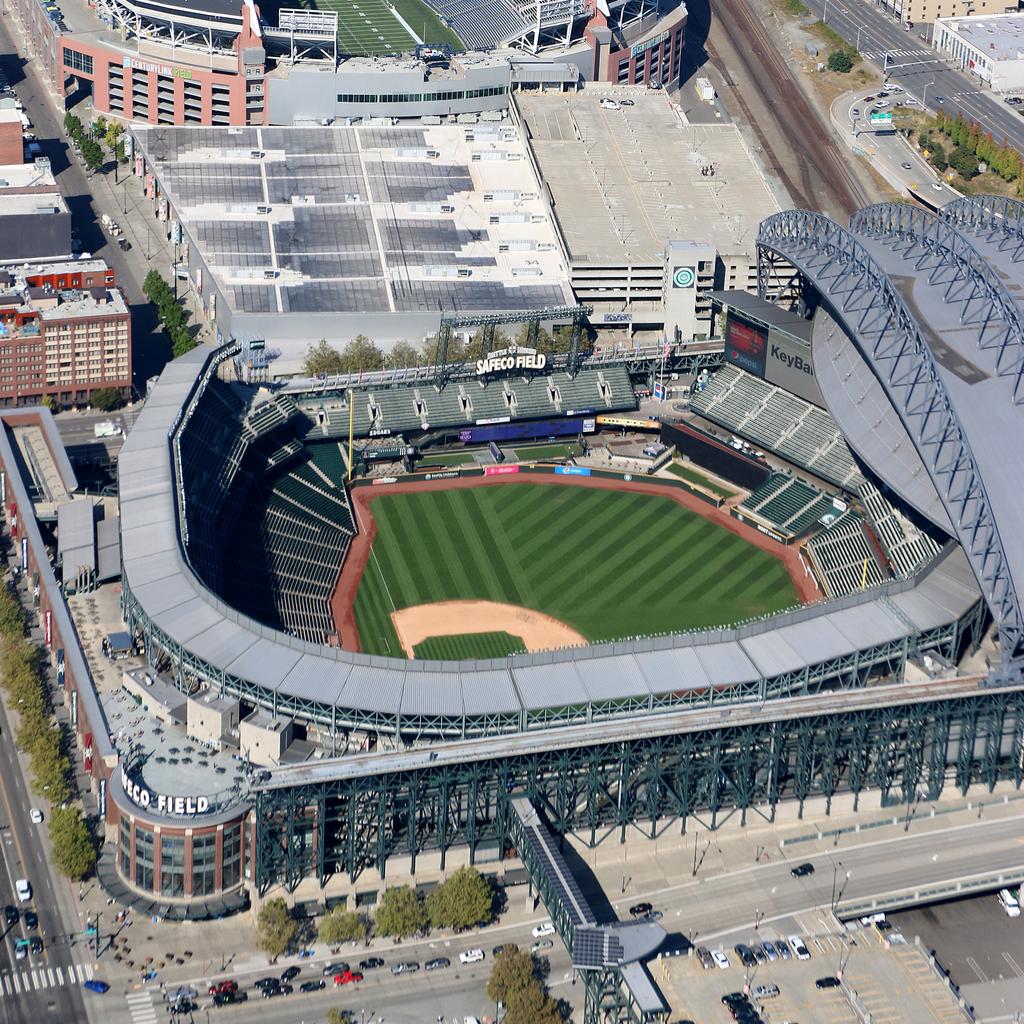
[763,328,825,407]
[99,778,106,818]
[484,464,520,476]
[44,608,51,649]
[20,537,27,572]
[57,648,65,688]
[83,732,93,774]
[724,315,768,376]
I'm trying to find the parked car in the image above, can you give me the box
[599,97,621,110]
[425,957,450,972]
[83,979,110,994]
[815,976,841,989]
[620,98,635,106]
[752,984,780,998]
[531,939,554,953]
[711,949,730,969]
[761,941,778,962]
[696,946,715,970]
[280,966,301,983]
[333,970,363,986]
[788,935,811,960]
[492,945,507,957]
[532,921,555,938]
[629,902,653,918]
[790,862,814,877]
[774,939,791,960]
[391,962,419,975]
[118,238,132,251]
[358,957,384,971]
[459,948,485,964]
[299,979,325,992]
[733,944,756,967]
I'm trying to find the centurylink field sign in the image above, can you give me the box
[476,344,547,377]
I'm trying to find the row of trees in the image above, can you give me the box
[926,111,1024,190]
[257,867,496,959]
[302,325,580,378]
[143,270,197,359]
[487,945,563,1024]
[61,113,126,175]
[0,586,95,879]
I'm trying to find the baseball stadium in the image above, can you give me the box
[76,195,1023,1020]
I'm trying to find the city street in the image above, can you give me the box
[799,0,1024,146]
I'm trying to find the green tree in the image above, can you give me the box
[486,945,537,1005]
[929,148,948,173]
[339,334,384,374]
[104,122,124,152]
[303,339,346,376]
[63,113,82,138]
[504,981,562,1024]
[90,387,120,412]
[827,49,853,73]
[91,116,108,141]
[386,340,422,369]
[0,591,23,637]
[326,1009,353,1024]
[80,137,104,174]
[41,395,59,413]
[48,807,96,880]
[373,885,428,939]
[949,146,980,179]
[317,908,369,946]
[426,867,493,931]
[256,897,296,961]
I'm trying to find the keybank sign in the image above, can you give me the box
[770,342,813,378]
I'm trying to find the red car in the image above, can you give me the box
[208,980,237,995]
[334,970,364,986]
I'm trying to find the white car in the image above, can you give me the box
[15,879,30,903]
[459,948,485,964]
[29,808,42,824]
[531,922,555,938]
[599,98,621,111]
[787,935,811,961]
[904,97,919,106]
[711,949,730,969]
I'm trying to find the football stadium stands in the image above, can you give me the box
[691,365,866,492]
[297,365,635,440]
[805,513,886,598]
[422,0,529,49]
[739,474,837,540]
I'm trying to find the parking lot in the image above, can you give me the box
[890,891,1024,1021]
[654,925,969,1024]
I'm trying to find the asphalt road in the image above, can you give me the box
[800,0,1024,148]
[0,579,91,1024]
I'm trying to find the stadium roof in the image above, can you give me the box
[133,125,572,318]
[117,342,982,737]
[517,92,780,265]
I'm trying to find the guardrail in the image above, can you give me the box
[836,869,1024,919]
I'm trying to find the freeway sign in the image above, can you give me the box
[870,111,894,127]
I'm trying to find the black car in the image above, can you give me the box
[790,862,815,878]
[751,945,766,964]
[722,992,747,1005]
[4,906,17,926]
[629,902,653,918]
[253,976,278,990]
[425,957,450,972]
[280,965,301,983]
[118,238,132,251]
[213,991,247,1006]
[299,979,325,992]
[815,976,842,989]
[28,937,42,955]
[733,943,757,968]
[23,911,37,929]
[322,961,349,976]
[172,1000,198,1014]
[492,945,507,957]
[358,957,384,971]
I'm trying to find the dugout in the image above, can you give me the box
[660,421,771,491]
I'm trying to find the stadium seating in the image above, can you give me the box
[692,366,866,491]
[859,481,942,579]
[421,0,530,49]
[805,513,886,598]
[740,474,836,539]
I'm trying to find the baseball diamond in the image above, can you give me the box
[340,478,805,658]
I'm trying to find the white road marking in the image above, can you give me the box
[45,967,54,986]
[11,972,20,993]
[54,966,62,985]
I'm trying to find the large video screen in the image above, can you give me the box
[724,315,768,377]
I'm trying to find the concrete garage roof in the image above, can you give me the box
[517,92,780,265]
[115,343,982,737]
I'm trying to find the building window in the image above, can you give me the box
[617,58,630,83]
[62,48,93,75]
[119,817,131,876]
[191,833,217,897]
[222,824,241,890]
[135,826,154,891]
[160,835,186,897]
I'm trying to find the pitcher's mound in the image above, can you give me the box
[391,600,587,659]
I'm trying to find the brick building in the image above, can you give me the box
[0,260,130,408]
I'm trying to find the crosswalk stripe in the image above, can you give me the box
[46,968,54,986]
[126,992,152,1003]
[84,963,94,980]
[3,975,10,994]
[54,966,63,985]
[12,973,20,994]
[31,970,40,989]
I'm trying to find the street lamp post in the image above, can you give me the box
[830,860,843,913]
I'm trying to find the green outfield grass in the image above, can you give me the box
[413,631,527,660]
[301,0,462,54]
[354,483,799,658]
[513,443,583,462]
[665,461,736,499]
[421,451,479,466]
